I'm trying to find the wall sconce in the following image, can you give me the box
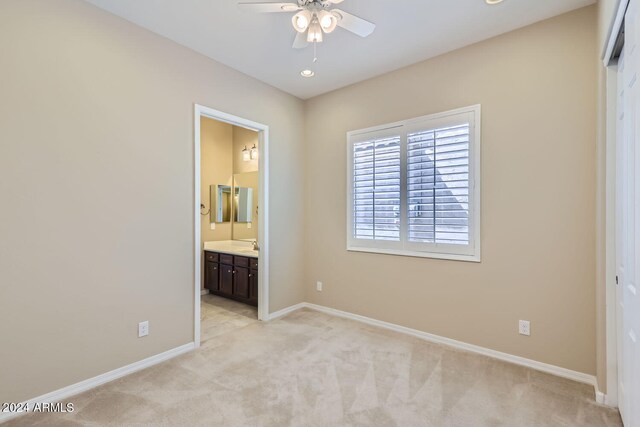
[242,146,250,162]
[250,144,258,160]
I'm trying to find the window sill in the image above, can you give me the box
[346,246,481,263]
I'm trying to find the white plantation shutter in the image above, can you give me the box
[347,106,480,261]
[353,135,401,241]
[407,124,470,245]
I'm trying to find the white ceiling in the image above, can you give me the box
[84,0,595,99]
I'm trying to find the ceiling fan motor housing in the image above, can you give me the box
[298,0,336,9]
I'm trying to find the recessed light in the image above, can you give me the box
[486,0,504,4]
[300,69,315,78]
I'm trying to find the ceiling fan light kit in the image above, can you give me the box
[292,9,312,32]
[307,17,323,42]
[239,0,376,49]
[292,4,340,39]
[318,10,338,33]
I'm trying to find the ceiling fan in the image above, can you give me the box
[238,0,376,49]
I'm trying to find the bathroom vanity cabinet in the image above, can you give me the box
[204,251,258,306]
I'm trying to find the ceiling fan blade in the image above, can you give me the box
[332,9,376,37]
[238,2,300,13]
[292,32,308,49]
[326,0,345,3]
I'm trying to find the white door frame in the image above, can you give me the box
[193,104,270,347]
[604,65,620,408]
[602,0,629,408]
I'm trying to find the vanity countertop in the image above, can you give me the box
[203,240,258,258]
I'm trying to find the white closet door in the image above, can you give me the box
[618,0,640,424]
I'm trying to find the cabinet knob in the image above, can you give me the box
[232,270,236,274]
[248,274,252,277]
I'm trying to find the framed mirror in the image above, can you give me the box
[232,171,259,241]
[210,184,232,223]
[234,187,253,223]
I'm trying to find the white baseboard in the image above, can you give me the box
[201,289,210,296]
[267,302,307,321]
[595,385,617,407]
[270,302,599,394]
[4,300,607,424]
[0,342,195,424]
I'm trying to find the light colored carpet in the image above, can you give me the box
[6,295,622,426]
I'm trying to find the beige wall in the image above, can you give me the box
[201,117,233,243]
[304,6,598,374]
[598,0,620,50]
[232,126,259,241]
[0,0,305,404]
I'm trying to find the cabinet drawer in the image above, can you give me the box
[234,256,249,267]
[219,254,234,265]
[205,251,218,263]
[249,258,258,269]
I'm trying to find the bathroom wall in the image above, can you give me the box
[200,117,233,243]
[233,126,259,174]
[232,126,259,241]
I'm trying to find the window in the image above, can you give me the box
[347,105,481,262]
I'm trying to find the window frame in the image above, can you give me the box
[346,105,481,262]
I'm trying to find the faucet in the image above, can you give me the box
[252,240,260,251]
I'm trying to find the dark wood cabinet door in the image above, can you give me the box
[204,251,258,306]
[219,264,234,296]
[234,267,250,299]
[249,269,258,304]
[205,262,219,291]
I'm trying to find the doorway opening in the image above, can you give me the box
[194,105,269,347]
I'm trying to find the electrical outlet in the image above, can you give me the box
[138,321,149,338]
[316,281,323,292]
[210,223,216,230]
[519,320,530,336]
[247,223,252,229]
